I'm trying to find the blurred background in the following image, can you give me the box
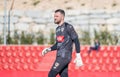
[0,0,120,45]
[0,1,120,77]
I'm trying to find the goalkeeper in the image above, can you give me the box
[42,9,83,77]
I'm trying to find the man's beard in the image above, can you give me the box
[54,20,60,24]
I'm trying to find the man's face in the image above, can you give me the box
[54,12,64,24]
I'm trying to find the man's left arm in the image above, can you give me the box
[73,37,80,53]
[73,37,83,67]
[67,24,83,67]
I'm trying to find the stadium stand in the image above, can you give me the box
[0,45,120,77]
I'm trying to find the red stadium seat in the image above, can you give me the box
[100,46,108,51]
[113,46,117,51]
[8,58,12,63]
[20,58,26,63]
[0,45,120,73]
[0,52,4,57]
[92,58,98,64]
[25,51,31,57]
[82,52,88,58]
[101,64,108,72]
[29,46,35,51]
[94,65,101,72]
[109,51,114,58]
[105,57,110,64]
[33,58,39,63]
[84,58,89,64]
[31,52,36,57]
[12,52,17,57]
[115,64,120,72]
[98,58,103,64]
[26,58,31,63]
[112,57,118,64]
[9,64,15,70]
[87,64,94,72]
[3,64,9,70]
[103,52,108,58]
[23,64,29,70]
[6,52,12,57]
[0,46,2,51]
[18,52,24,57]
[15,58,20,63]
[16,64,22,70]
[117,46,120,51]
[1,58,6,63]
[82,46,89,52]
[116,51,120,58]
[80,65,88,72]
[29,64,35,71]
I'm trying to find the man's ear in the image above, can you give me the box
[62,16,64,20]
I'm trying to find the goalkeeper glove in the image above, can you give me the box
[41,48,51,56]
[74,53,83,67]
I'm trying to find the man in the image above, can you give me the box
[42,9,83,77]
[88,39,100,54]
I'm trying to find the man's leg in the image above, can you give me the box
[88,47,95,54]
[88,47,92,54]
[59,64,68,77]
[48,57,70,77]
[48,70,58,77]
[48,60,59,77]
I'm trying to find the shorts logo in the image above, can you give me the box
[53,62,59,69]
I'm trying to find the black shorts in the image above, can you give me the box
[50,56,71,73]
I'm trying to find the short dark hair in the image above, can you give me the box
[55,9,65,16]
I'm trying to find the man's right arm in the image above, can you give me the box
[41,42,57,56]
[50,42,57,51]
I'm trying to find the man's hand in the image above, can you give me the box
[74,53,83,67]
[41,48,51,56]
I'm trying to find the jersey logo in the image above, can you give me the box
[57,36,64,42]
[56,28,61,32]
[61,27,64,32]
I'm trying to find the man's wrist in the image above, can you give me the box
[47,48,51,51]
[76,53,80,58]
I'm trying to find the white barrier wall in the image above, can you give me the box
[0,10,120,43]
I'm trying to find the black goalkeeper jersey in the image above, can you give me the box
[56,22,78,50]
[51,22,79,59]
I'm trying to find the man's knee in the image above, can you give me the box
[48,70,58,77]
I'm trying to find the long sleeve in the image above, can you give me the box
[65,23,80,53]
[73,37,80,53]
[50,42,57,51]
